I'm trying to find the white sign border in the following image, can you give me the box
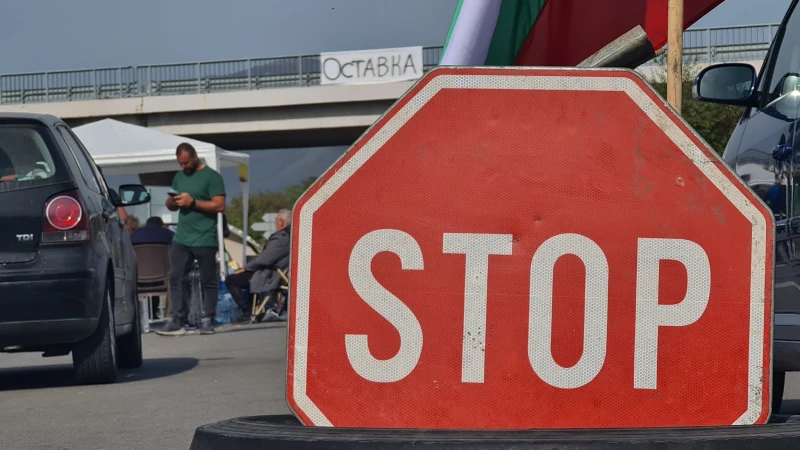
[290,69,770,427]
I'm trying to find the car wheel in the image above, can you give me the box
[73,282,118,384]
[773,370,786,415]
[117,281,144,369]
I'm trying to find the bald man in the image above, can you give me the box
[226,209,291,321]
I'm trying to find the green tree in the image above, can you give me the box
[284,176,317,206]
[644,57,744,155]
[226,176,318,243]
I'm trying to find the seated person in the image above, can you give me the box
[131,216,175,245]
[0,146,17,182]
[125,215,140,235]
[225,209,291,322]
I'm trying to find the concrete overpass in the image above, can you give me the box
[0,81,414,150]
[0,24,777,150]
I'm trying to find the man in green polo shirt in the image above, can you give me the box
[157,142,226,336]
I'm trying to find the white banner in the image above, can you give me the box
[320,47,424,85]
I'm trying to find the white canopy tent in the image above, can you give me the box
[73,119,250,279]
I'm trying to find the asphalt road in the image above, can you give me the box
[0,323,799,450]
[0,322,291,450]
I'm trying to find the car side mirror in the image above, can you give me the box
[777,72,800,97]
[117,184,151,206]
[693,63,758,107]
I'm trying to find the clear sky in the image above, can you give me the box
[0,0,458,73]
[0,0,789,74]
[694,0,790,27]
[7,0,791,198]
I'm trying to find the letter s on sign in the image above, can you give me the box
[346,229,424,383]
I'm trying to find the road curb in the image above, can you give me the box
[190,414,800,450]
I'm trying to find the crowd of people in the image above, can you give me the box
[119,142,291,336]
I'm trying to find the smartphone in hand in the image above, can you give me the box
[168,191,179,198]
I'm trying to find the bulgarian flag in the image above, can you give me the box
[440,0,726,67]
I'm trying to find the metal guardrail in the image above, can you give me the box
[0,24,779,105]
[643,23,779,65]
[0,47,443,105]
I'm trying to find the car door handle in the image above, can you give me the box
[773,144,793,161]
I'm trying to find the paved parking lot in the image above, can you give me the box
[0,323,290,450]
[0,322,799,449]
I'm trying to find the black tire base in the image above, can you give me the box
[190,414,800,450]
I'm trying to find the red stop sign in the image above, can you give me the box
[287,68,774,429]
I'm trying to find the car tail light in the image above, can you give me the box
[42,191,90,243]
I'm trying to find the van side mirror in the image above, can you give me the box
[117,184,151,206]
[693,63,758,107]
[776,72,800,97]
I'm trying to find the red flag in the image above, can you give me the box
[516,0,724,66]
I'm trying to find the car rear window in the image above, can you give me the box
[0,123,68,193]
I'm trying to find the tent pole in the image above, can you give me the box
[214,155,226,282]
[147,188,152,219]
[241,166,250,270]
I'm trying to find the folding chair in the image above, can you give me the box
[133,243,171,325]
[274,268,290,316]
[251,268,289,323]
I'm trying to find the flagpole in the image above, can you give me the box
[667,0,683,113]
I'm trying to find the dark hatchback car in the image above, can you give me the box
[0,113,150,384]
[694,0,800,413]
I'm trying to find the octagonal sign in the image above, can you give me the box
[287,68,774,429]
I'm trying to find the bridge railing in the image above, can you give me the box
[0,25,778,105]
[642,23,779,65]
[0,47,443,105]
